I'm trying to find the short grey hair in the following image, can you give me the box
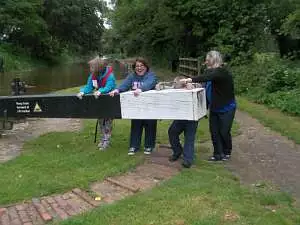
[206,50,223,68]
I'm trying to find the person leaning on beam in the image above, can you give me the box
[180,50,236,162]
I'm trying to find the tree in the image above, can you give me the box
[0,0,107,60]
[282,9,300,38]
[111,0,267,61]
[0,0,49,56]
[43,0,105,53]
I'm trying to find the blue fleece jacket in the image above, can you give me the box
[205,81,212,105]
[80,67,116,94]
[205,80,236,112]
[117,70,157,93]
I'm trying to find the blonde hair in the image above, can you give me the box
[206,50,223,68]
[88,56,108,73]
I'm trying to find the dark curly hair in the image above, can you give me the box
[135,57,149,72]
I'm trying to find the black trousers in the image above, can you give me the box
[129,119,157,149]
[209,109,236,160]
[168,120,199,164]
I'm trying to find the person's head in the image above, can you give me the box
[205,50,223,68]
[134,57,149,76]
[173,76,186,89]
[88,56,108,74]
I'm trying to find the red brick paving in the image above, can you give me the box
[0,145,180,224]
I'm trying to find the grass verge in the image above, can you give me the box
[0,112,221,205]
[1,82,299,224]
[237,96,300,144]
[0,44,46,72]
[55,153,300,225]
[0,119,140,205]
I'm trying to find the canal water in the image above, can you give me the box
[0,61,125,96]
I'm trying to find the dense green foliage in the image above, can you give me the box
[282,9,300,38]
[104,0,299,61]
[0,0,106,64]
[233,53,300,115]
[1,0,300,115]
[0,44,46,71]
[104,0,300,115]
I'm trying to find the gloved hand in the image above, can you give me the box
[76,92,84,99]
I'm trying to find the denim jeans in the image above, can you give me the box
[129,119,157,149]
[168,120,199,164]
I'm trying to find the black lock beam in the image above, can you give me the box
[0,94,122,119]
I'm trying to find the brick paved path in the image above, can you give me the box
[0,145,180,225]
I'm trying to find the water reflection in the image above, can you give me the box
[0,61,124,96]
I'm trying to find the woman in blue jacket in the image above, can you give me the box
[77,57,116,150]
[109,57,158,155]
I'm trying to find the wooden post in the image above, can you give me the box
[178,57,199,77]
[197,58,201,76]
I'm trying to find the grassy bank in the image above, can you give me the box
[0,110,223,205]
[0,44,46,72]
[1,108,299,225]
[237,96,300,144]
[0,119,140,205]
[1,73,300,224]
[50,90,300,225]
[0,43,87,72]
[56,161,300,225]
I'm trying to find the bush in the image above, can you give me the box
[246,89,300,116]
[0,44,39,72]
[263,65,299,93]
[232,53,300,115]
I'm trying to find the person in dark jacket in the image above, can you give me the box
[109,57,158,155]
[180,50,236,161]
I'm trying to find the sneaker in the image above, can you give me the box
[97,141,104,148]
[182,161,192,168]
[207,156,223,162]
[168,154,181,162]
[223,154,231,160]
[144,147,153,155]
[128,147,138,155]
[99,141,109,151]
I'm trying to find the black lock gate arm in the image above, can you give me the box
[0,93,122,119]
